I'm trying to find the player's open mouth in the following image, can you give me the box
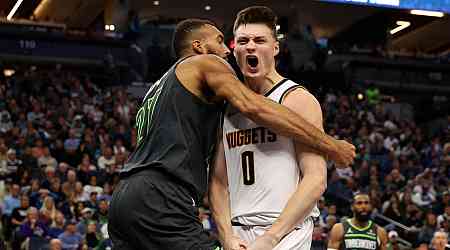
[246,55,259,68]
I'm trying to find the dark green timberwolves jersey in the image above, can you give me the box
[341,219,379,250]
[122,57,222,202]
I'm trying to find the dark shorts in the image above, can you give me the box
[108,169,219,250]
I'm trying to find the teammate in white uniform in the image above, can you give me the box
[209,6,328,250]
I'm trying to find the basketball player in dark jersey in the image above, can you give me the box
[328,193,388,250]
[108,19,356,250]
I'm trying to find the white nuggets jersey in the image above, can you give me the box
[223,79,319,226]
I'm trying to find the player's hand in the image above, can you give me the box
[247,233,278,250]
[329,139,356,167]
[222,234,248,250]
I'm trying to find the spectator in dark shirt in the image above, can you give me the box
[48,211,66,239]
[10,194,30,230]
[18,206,48,237]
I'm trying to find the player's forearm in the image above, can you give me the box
[266,167,327,242]
[209,180,234,243]
[237,95,338,158]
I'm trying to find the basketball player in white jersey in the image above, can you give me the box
[209,6,327,250]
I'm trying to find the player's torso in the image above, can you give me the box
[342,220,379,250]
[223,79,306,223]
[124,57,222,201]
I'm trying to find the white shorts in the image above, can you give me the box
[232,217,314,250]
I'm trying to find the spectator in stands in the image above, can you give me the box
[112,137,127,155]
[0,140,8,173]
[40,196,58,225]
[77,154,95,185]
[418,212,438,246]
[48,211,65,239]
[98,182,112,202]
[64,128,80,153]
[64,169,77,192]
[430,231,448,250]
[0,101,12,128]
[48,238,63,250]
[382,193,403,223]
[93,198,108,226]
[86,191,98,210]
[58,221,83,250]
[436,204,450,229]
[3,183,21,219]
[6,149,23,181]
[70,115,85,139]
[38,147,58,170]
[85,221,100,248]
[412,177,436,209]
[41,166,57,190]
[10,194,30,234]
[17,207,49,246]
[73,182,86,202]
[83,175,102,199]
[76,207,94,235]
[59,194,78,221]
[387,230,408,250]
[97,147,115,170]
[385,168,406,191]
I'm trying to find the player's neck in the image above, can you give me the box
[351,218,370,228]
[245,71,284,95]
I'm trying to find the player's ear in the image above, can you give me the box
[274,40,280,57]
[192,40,203,54]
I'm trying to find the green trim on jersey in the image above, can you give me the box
[345,234,377,240]
[347,219,373,231]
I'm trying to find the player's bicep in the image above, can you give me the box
[283,89,326,172]
[328,223,344,249]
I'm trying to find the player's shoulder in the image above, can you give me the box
[282,80,321,110]
[330,222,345,236]
[183,54,228,68]
[282,80,316,100]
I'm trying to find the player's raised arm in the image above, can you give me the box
[197,54,355,167]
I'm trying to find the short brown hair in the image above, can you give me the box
[172,18,216,58]
[233,6,278,39]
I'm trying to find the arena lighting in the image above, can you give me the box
[357,93,364,101]
[153,0,160,6]
[410,10,444,17]
[3,69,16,77]
[390,21,410,35]
[7,0,25,20]
[105,25,110,31]
[204,5,211,11]
[109,25,115,31]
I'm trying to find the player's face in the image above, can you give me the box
[200,25,230,59]
[352,195,372,222]
[234,23,279,79]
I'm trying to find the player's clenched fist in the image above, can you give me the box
[329,139,356,167]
